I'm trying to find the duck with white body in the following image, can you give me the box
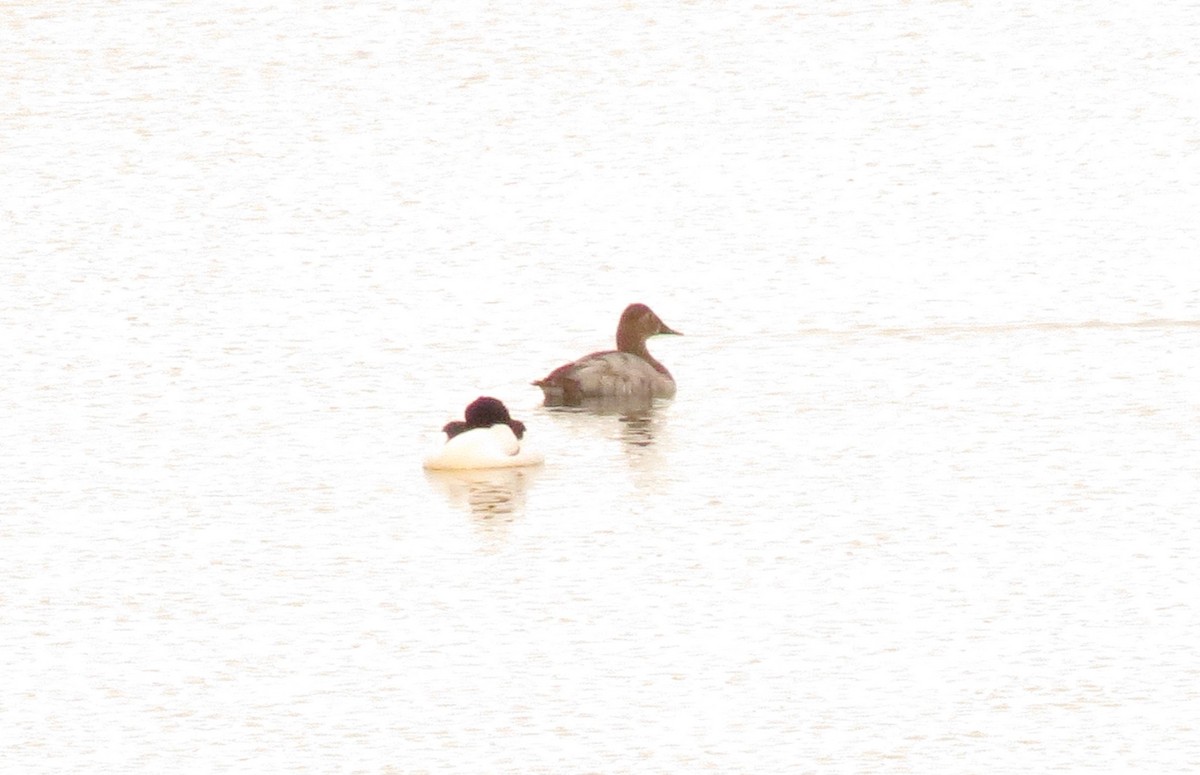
[423,397,544,470]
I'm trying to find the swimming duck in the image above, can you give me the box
[533,303,682,405]
[423,396,544,470]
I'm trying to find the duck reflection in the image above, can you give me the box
[424,465,540,520]
[617,410,655,447]
[544,396,667,450]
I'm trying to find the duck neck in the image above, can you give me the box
[618,334,670,376]
[617,329,649,357]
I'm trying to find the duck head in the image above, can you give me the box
[443,396,527,439]
[616,303,682,351]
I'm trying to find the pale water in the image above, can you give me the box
[3,2,1199,772]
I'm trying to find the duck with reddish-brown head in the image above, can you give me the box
[533,303,682,406]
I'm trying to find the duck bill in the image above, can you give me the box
[659,323,683,336]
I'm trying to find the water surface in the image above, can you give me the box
[3,2,1199,772]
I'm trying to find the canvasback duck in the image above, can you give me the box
[533,303,682,405]
[423,396,545,470]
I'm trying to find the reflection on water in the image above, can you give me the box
[424,466,540,521]
[617,412,655,448]
[544,396,670,449]
[542,400,670,494]
[544,394,657,414]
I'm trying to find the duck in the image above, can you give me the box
[533,303,682,405]
[423,396,545,470]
